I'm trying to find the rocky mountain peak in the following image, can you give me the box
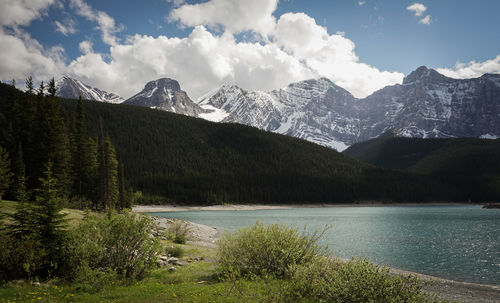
[403,66,451,85]
[145,78,181,92]
[55,76,124,103]
[124,77,206,116]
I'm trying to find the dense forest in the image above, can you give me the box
[1,81,497,205]
[0,79,127,209]
[344,132,500,201]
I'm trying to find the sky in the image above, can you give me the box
[1,0,500,100]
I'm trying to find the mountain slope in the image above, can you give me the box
[123,78,206,116]
[56,76,124,103]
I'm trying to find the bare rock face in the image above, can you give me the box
[196,68,500,150]
[124,78,207,116]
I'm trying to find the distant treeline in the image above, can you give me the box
[1,82,495,205]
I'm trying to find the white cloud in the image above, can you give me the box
[419,15,431,25]
[0,28,65,82]
[0,0,403,101]
[0,0,56,28]
[169,0,278,36]
[55,18,77,36]
[69,0,123,45]
[67,26,313,99]
[407,3,427,17]
[436,56,500,79]
[0,0,65,83]
[78,40,93,54]
[358,1,366,6]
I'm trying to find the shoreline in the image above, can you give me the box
[133,202,483,213]
[146,209,499,303]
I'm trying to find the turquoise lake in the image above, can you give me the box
[150,206,500,285]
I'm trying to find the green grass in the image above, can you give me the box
[0,200,86,228]
[0,261,279,303]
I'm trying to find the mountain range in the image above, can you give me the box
[56,67,500,150]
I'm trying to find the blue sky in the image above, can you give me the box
[1,0,500,99]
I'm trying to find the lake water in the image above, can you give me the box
[150,206,500,285]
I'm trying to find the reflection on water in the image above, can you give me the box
[150,206,500,285]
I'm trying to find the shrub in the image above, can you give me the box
[168,220,189,244]
[0,232,47,283]
[283,257,440,303]
[72,263,119,292]
[68,211,161,281]
[216,222,328,278]
[165,245,185,258]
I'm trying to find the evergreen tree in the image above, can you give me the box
[72,96,94,199]
[37,81,45,98]
[11,78,15,88]
[97,116,107,209]
[25,76,34,95]
[118,162,129,209]
[0,146,13,200]
[97,117,118,210]
[11,142,26,197]
[7,172,35,239]
[47,78,56,97]
[34,161,68,270]
[35,92,72,196]
[86,137,99,207]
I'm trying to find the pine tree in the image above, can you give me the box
[86,137,99,207]
[25,77,34,95]
[47,78,56,97]
[97,117,118,210]
[35,91,72,196]
[73,97,86,196]
[104,136,119,209]
[0,146,13,200]
[11,142,26,197]
[34,161,68,270]
[37,81,45,98]
[11,78,15,88]
[97,116,107,209]
[118,162,129,209]
[7,172,35,239]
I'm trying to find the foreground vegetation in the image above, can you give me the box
[1,200,452,302]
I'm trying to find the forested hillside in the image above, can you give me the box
[344,133,500,201]
[1,82,493,204]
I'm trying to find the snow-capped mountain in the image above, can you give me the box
[56,76,124,103]
[197,67,500,151]
[197,78,356,150]
[124,78,206,116]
